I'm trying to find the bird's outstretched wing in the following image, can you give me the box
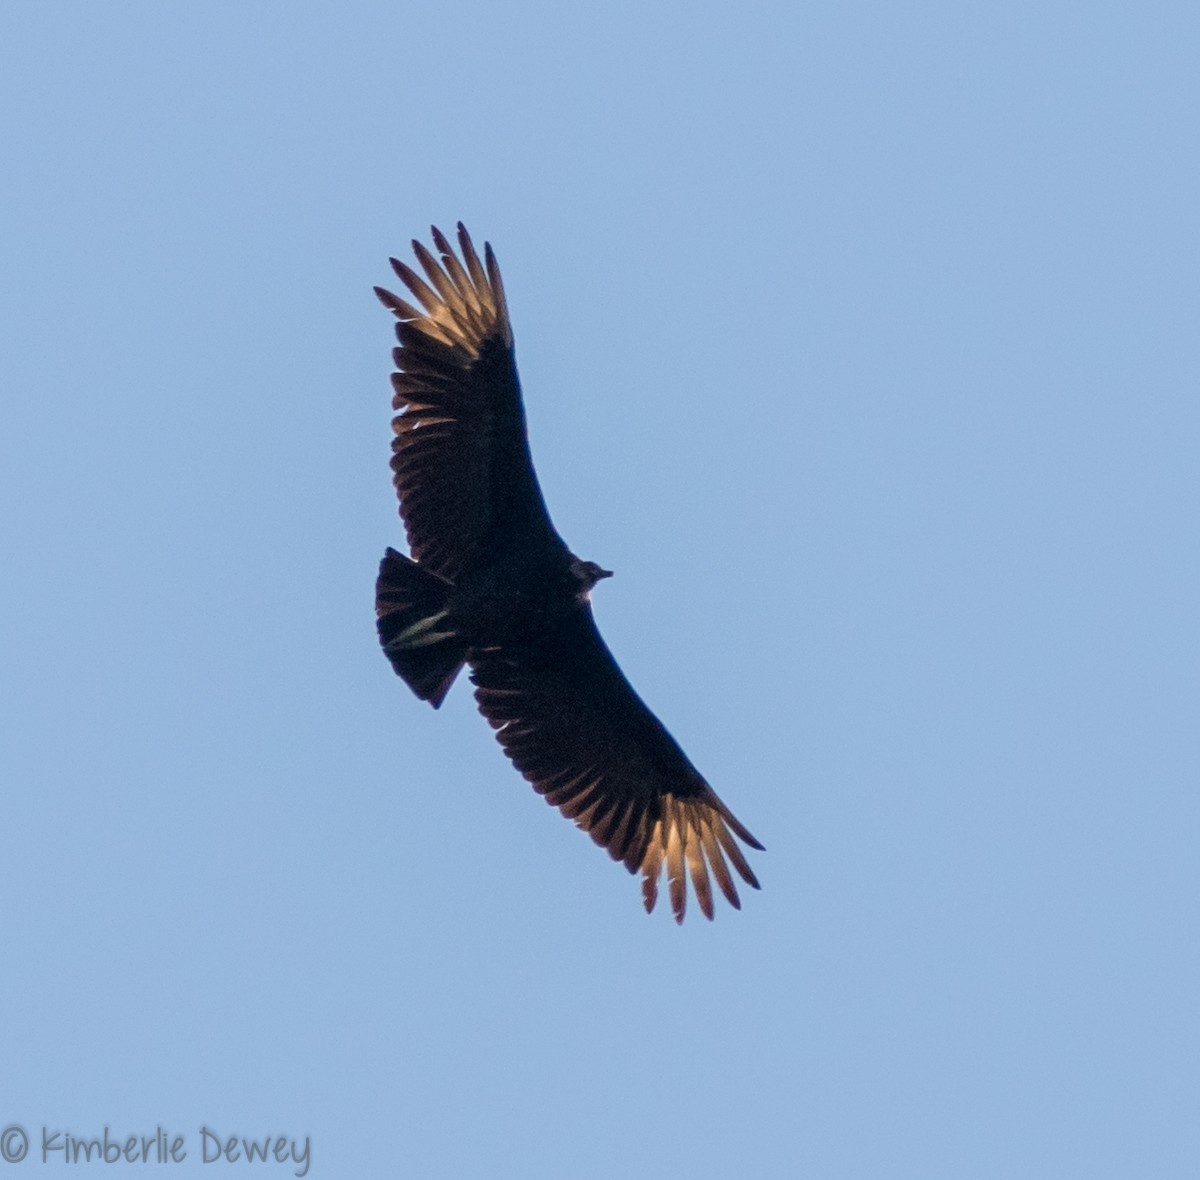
[471,609,764,923]
[374,224,560,582]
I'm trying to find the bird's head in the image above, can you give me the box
[569,556,613,600]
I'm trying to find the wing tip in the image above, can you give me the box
[381,223,512,355]
[633,793,762,923]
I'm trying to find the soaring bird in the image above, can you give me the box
[374,224,762,922]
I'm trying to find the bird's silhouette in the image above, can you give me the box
[374,224,762,922]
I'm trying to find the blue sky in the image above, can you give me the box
[2,2,1198,1176]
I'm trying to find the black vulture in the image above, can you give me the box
[374,224,763,922]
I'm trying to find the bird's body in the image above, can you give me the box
[375,225,762,922]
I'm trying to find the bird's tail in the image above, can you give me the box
[376,548,467,708]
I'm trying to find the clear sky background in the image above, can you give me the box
[2,3,1197,1177]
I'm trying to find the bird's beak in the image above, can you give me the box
[596,567,613,580]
